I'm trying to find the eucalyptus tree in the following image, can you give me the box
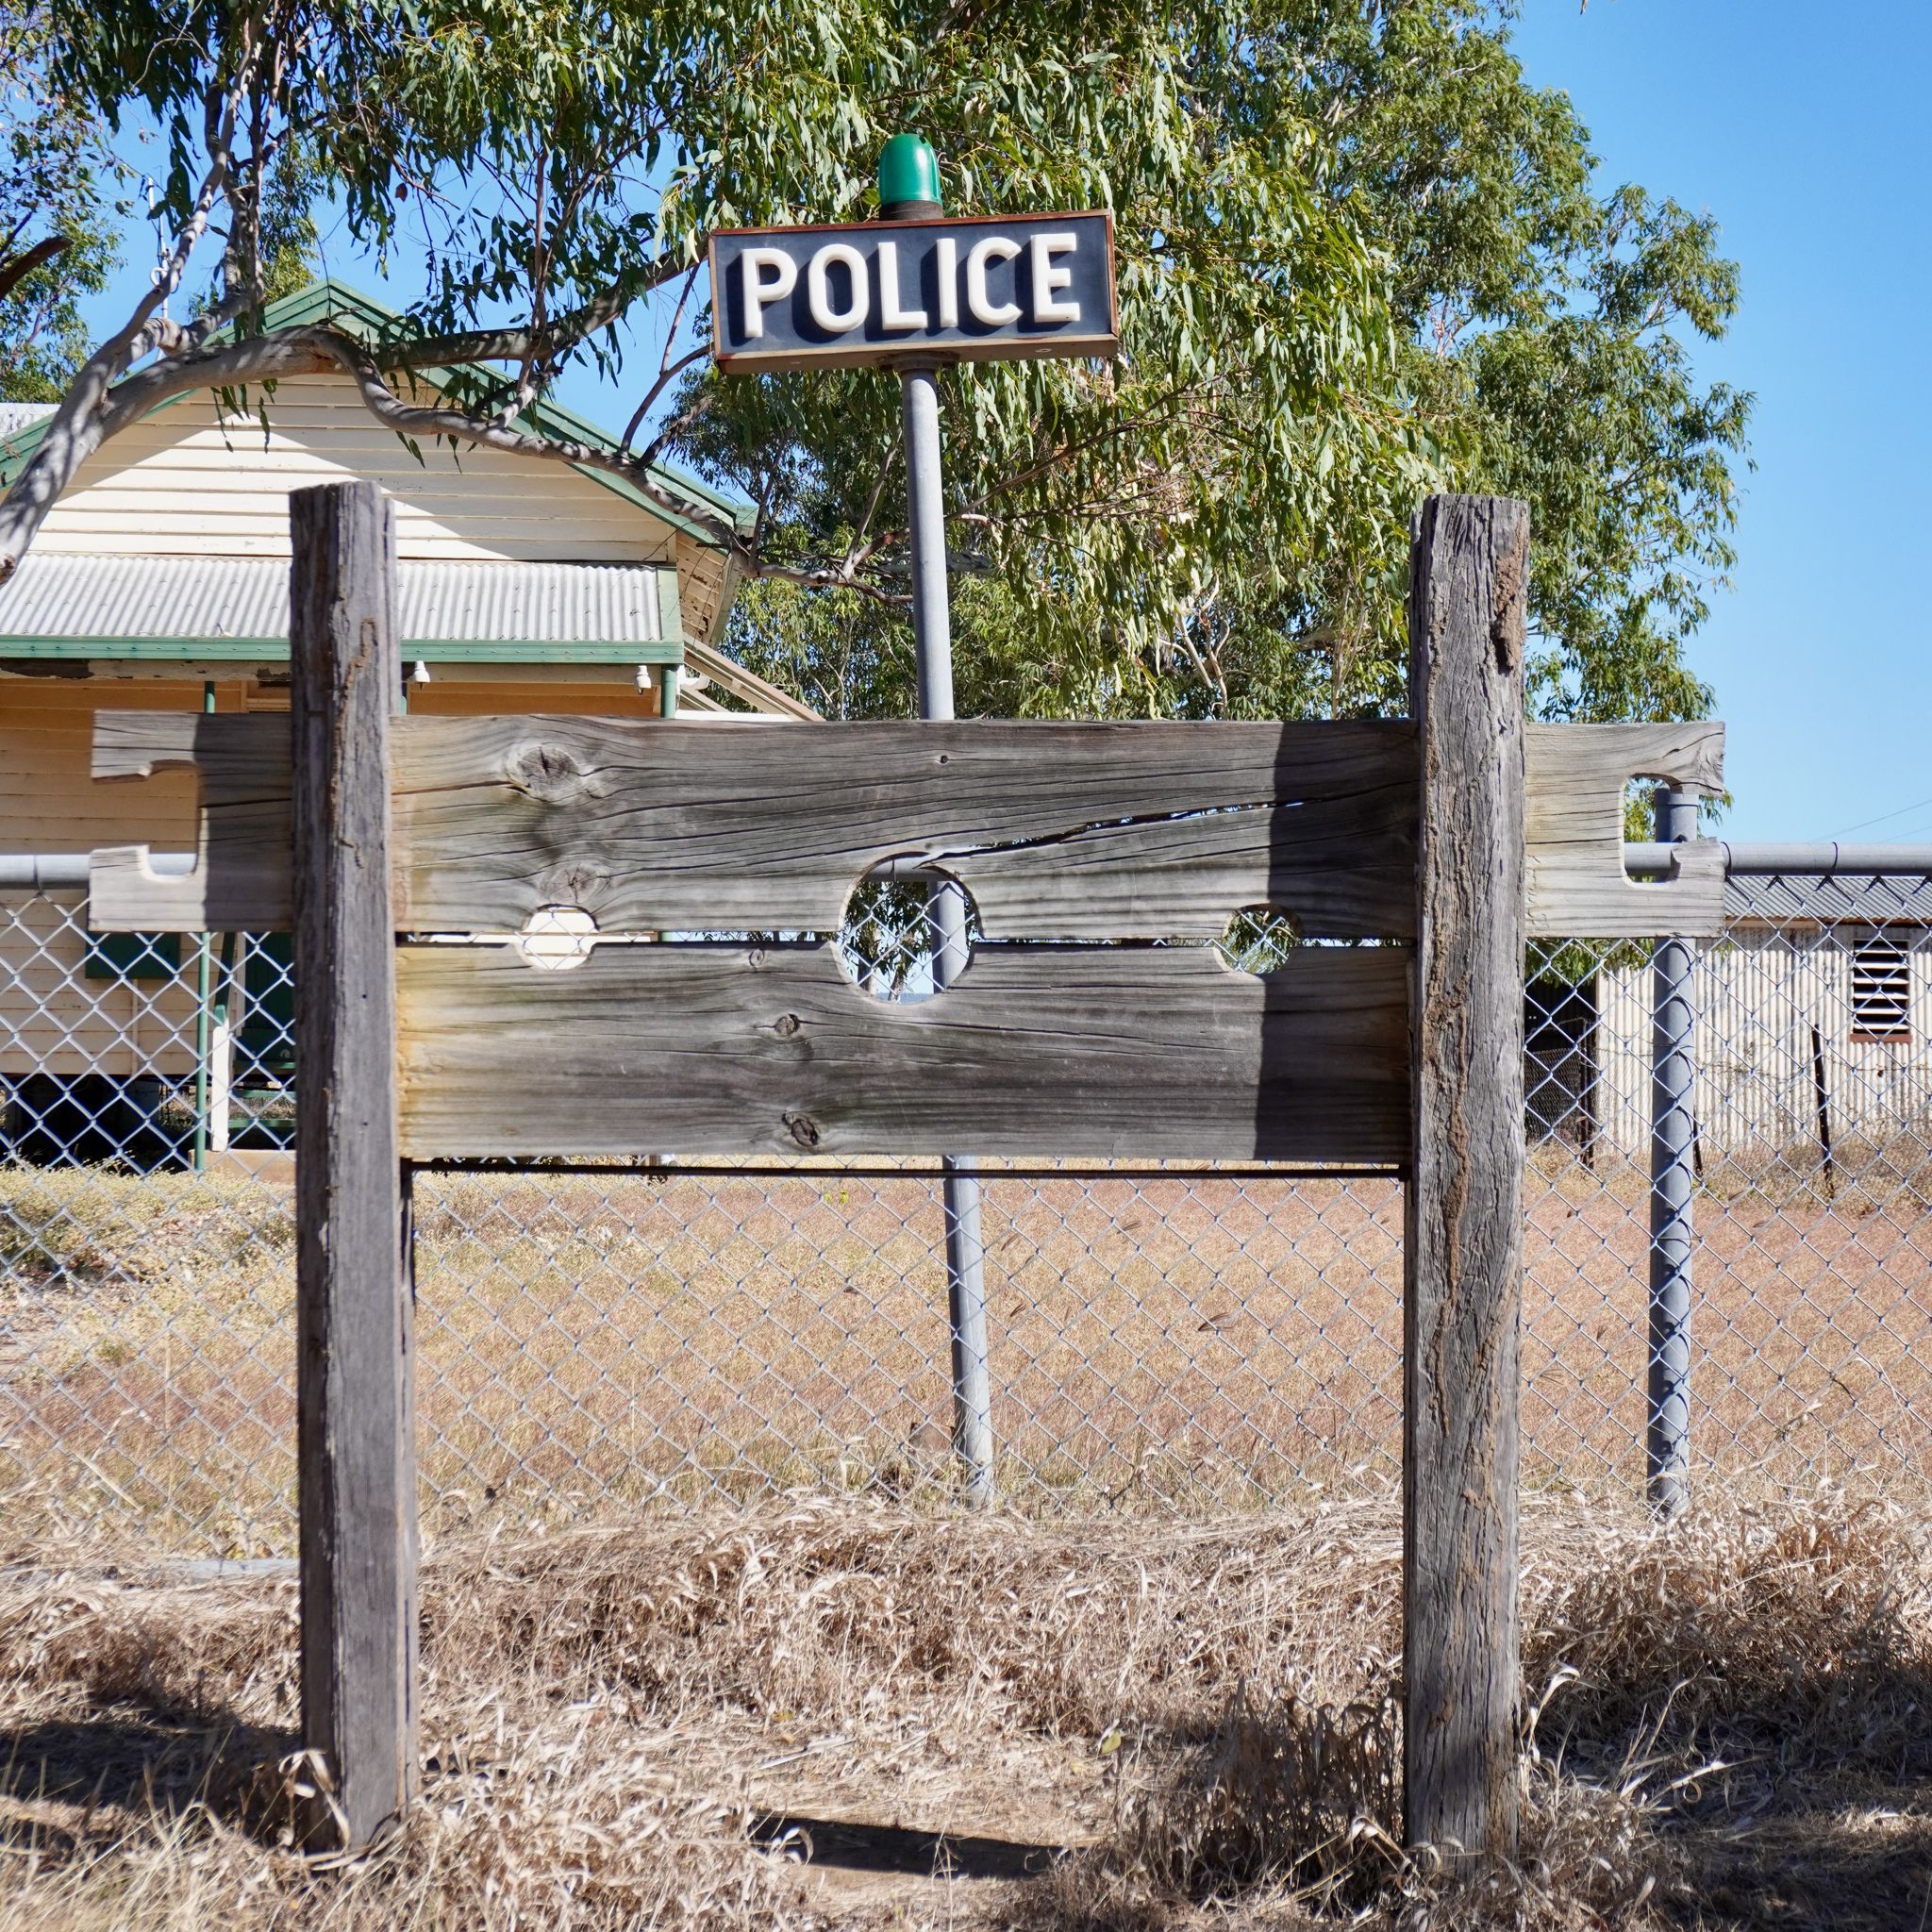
[713,1,1751,723]
[0,1,1744,732]
[0,0,1421,623]
[0,0,118,399]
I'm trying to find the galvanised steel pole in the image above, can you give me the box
[885,136,994,1505]
[1647,783,1700,1516]
[192,678,216,1173]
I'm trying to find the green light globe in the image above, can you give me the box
[877,134,942,217]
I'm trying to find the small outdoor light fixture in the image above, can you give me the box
[876,132,943,219]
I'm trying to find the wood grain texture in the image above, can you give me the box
[86,708,1727,943]
[1524,721,1725,937]
[290,482,417,1853]
[90,711,293,929]
[390,715,1419,940]
[1404,495,1527,1861]
[394,941,1410,1162]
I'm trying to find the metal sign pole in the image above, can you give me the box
[709,132,1122,1507]
[886,139,993,1506]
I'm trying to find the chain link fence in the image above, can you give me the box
[5,864,1930,1557]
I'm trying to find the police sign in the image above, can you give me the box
[709,211,1117,373]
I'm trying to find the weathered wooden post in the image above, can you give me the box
[1404,494,1528,1859]
[291,480,417,1849]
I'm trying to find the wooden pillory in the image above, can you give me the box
[87,481,1726,1856]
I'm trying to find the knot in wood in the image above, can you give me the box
[783,1112,822,1149]
[533,865,605,909]
[505,740,598,807]
[773,1012,801,1037]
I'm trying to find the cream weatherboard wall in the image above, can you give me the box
[0,681,206,856]
[27,373,678,570]
[0,684,207,1079]
[0,351,737,1095]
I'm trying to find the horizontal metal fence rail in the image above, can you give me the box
[0,854,195,890]
[1624,841,1932,875]
[5,845,1931,1554]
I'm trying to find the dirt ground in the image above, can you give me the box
[3,1155,1929,1555]
[5,1493,1932,1930]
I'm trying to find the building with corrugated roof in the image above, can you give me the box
[0,280,812,1162]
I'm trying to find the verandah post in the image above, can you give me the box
[291,479,417,1850]
[1404,493,1529,1859]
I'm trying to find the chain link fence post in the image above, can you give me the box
[927,874,994,1503]
[1647,783,1700,1516]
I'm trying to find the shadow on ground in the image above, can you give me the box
[752,1808,1067,1881]
[0,1697,295,1852]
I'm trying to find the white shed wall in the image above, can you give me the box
[1597,932,1932,1158]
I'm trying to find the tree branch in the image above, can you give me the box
[0,44,263,583]
[0,295,895,610]
[375,264,683,376]
[0,234,70,308]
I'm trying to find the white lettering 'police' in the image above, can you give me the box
[808,243,869,332]
[935,237,960,328]
[966,236,1022,325]
[1029,232,1080,323]
[877,242,927,330]
[741,247,797,340]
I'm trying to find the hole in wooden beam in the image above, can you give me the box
[516,905,598,972]
[1214,905,1304,976]
[838,862,981,1004]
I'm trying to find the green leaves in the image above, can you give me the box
[0,0,117,401]
[11,0,1748,731]
[698,2,1748,726]
[682,0,1436,717]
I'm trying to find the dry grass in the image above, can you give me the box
[6,1158,1932,1557]
[5,1492,1932,1929]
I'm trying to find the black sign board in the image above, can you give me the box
[709,210,1117,372]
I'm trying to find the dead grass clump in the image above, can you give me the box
[6,1494,1931,1929]
[1,1765,787,1932]
[1033,1692,1679,1932]
[1113,1686,1402,1905]
[0,1566,802,1930]
[1526,1500,1932,1772]
[424,1502,1403,1750]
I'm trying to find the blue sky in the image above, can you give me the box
[69,5,1927,840]
[1508,0,1932,841]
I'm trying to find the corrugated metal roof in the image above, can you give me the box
[0,553,667,647]
[1725,873,1932,928]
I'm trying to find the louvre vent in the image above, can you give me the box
[1851,932,1912,1040]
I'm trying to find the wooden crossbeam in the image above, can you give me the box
[390,715,1417,940]
[87,712,1724,940]
[394,941,1410,1163]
